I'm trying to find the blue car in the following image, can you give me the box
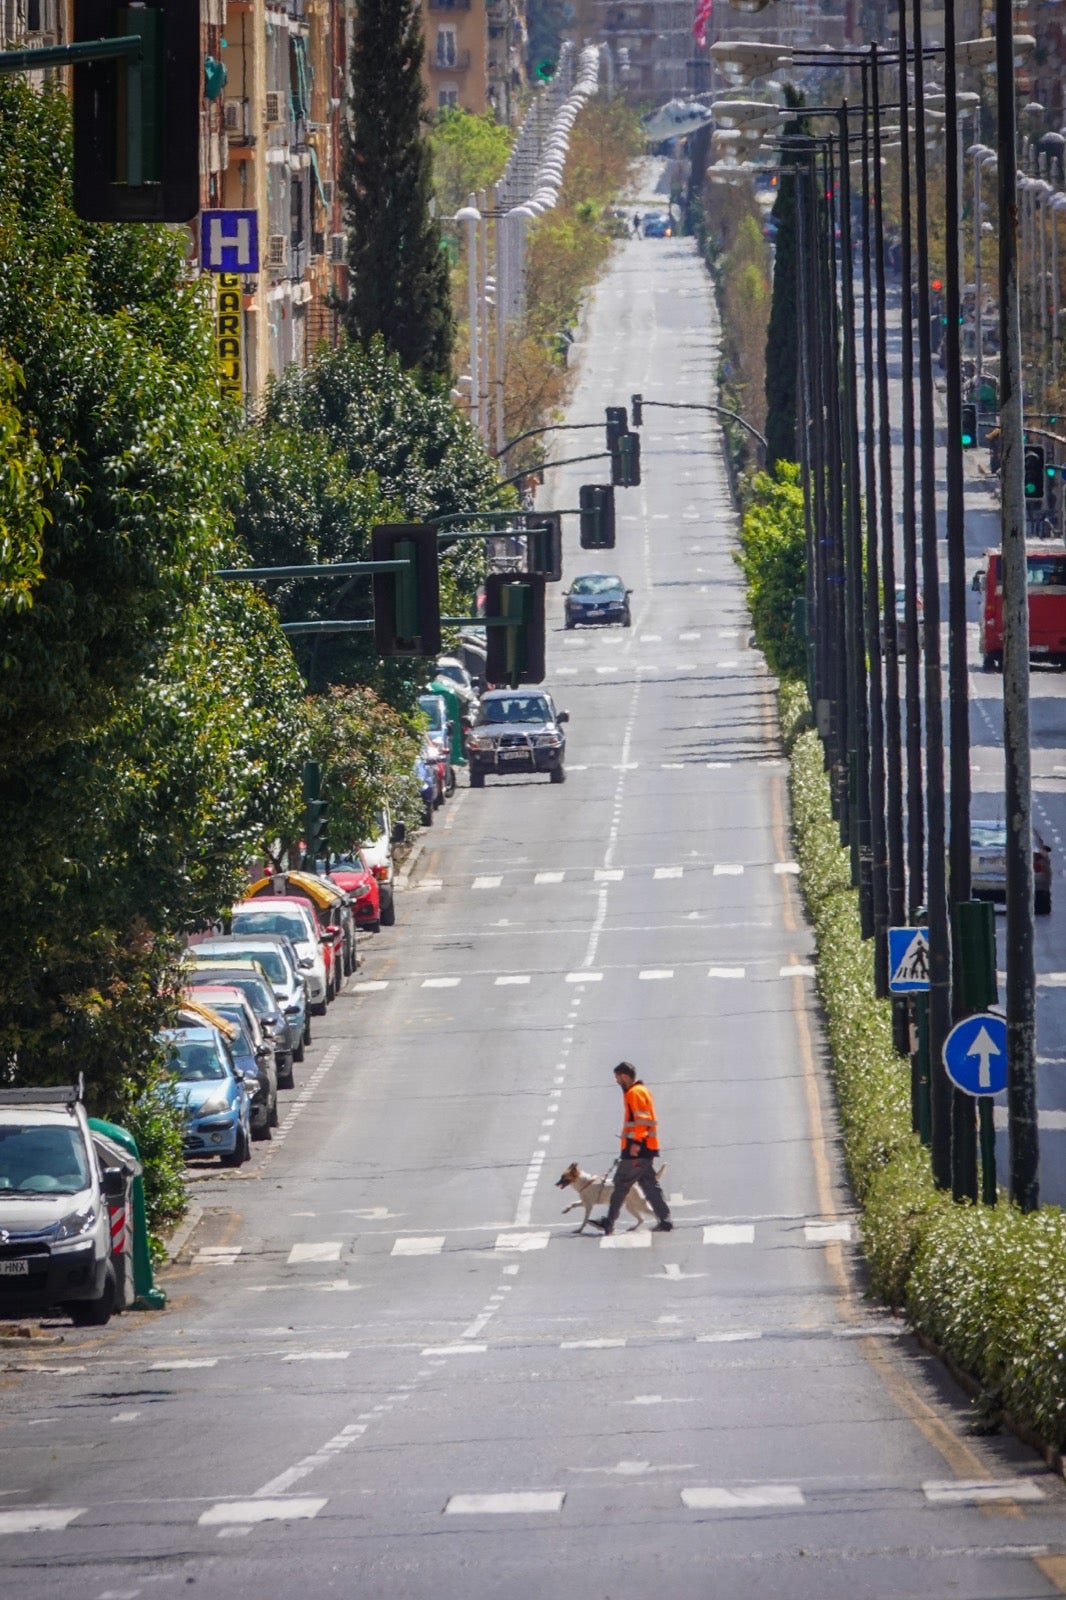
[160,1025,253,1167]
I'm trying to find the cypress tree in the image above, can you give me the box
[764,87,809,468]
[341,0,453,382]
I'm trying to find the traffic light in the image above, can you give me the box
[631,393,643,427]
[616,432,641,487]
[484,572,546,687]
[534,57,557,82]
[371,523,442,657]
[73,0,201,221]
[526,512,563,583]
[1024,445,1046,501]
[960,403,977,449]
[302,761,327,868]
[605,405,628,453]
[579,484,616,549]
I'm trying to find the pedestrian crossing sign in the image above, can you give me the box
[888,926,930,993]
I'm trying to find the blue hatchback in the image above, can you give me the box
[160,1025,253,1167]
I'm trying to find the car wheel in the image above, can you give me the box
[982,652,997,673]
[293,1038,305,1065]
[368,919,381,934]
[470,768,485,788]
[312,996,328,1017]
[422,805,434,827]
[565,613,575,629]
[279,1060,296,1089]
[445,769,456,797]
[252,1116,271,1142]
[221,1126,249,1167]
[269,1093,280,1127]
[67,1265,116,1328]
[623,608,632,628]
[303,1015,312,1045]
[550,765,566,784]
[1036,889,1052,916]
[380,892,396,927]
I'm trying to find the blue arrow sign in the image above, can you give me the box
[888,926,930,993]
[942,1013,1008,1096]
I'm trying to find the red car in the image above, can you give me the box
[242,891,343,1002]
[330,853,382,933]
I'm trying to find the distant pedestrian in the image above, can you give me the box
[591,1063,672,1235]
[632,212,641,236]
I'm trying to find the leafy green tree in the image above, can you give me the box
[734,461,807,680]
[306,685,424,851]
[430,108,513,219]
[340,0,453,381]
[0,356,56,615]
[764,88,809,469]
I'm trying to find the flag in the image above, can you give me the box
[693,0,712,47]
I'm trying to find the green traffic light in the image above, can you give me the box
[534,57,556,81]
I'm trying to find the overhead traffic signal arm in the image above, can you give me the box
[484,573,546,688]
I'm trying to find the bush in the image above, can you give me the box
[735,463,807,680]
[787,706,1066,1449]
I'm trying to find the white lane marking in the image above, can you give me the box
[446,1493,564,1514]
[566,971,603,983]
[679,631,701,640]
[626,1394,693,1406]
[391,1237,441,1257]
[0,1508,85,1534]
[194,1246,242,1266]
[422,977,461,989]
[353,980,389,993]
[661,762,685,770]
[641,634,662,642]
[681,1485,804,1510]
[696,1330,763,1343]
[715,660,740,670]
[923,1479,1047,1505]
[596,665,619,674]
[706,761,732,770]
[774,862,801,875]
[654,866,682,880]
[708,966,746,979]
[473,876,502,889]
[639,969,674,981]
[495,974,531,986]
[534,871,565,884]
[200,1499,326,1525]
[703,1225,755,1245]
[110,1412,140,1424]
[282,1351,349,1363]
[674,662,697,671]
[657,1263,706,1280]
[150,1359,217,1371]
[513,1149,547,1228]
[595,868,624,882]
[780,964,816,979]
[495,1231,550,1252]
[600,1232,651,1249]
[287,1241,342,1265]
[421,1344,488,1357]
[561,1339,627,1350]
[805,1221,852,1243]
[713,864,744,877]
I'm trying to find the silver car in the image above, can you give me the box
[970,820,1052,915]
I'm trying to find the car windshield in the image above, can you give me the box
[232,910,310,944]
[207,1007,256,1054]
[435,664,466,685]
[971,823,1006,849]
[479,696,551,725]
[219,948,286,985]
[0,1125,91,1195]
[572,575,624,596]
[1028,556,1066,587]
[169,1039,228,1083]
[418,696,447,732]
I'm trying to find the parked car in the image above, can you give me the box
[162,1024,253,1168]
[361,806,404,927]
[467,689,569,786]
[191,934,308,1071]
[971,819,1052,915]
[230,898,329,1015]
[329,854,381,933]
[188,986,278,1137]
[417,750,438,825]
[418,692,456,796]
[186,958,296,1074]
[564,572,632,628]
[0,1082,127,1325]
[642,211,671,238]
[244,871,354,986]
[434,655,480,721]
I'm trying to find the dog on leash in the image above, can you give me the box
[555,1160,666,1234]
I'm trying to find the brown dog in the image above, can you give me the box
[554,1161,665,1234]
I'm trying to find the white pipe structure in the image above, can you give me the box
[455,197,481,435]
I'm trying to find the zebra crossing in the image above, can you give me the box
[352,958,817,995]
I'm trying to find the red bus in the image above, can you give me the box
[980,545,1066,671]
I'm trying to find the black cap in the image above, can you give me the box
[614,1061,636,1077]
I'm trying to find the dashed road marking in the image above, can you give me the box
[422,977,460,989]
[199,1498,326,1526]
[282,1351,349,1363]
[708,966,746,979]
[654,866,682,880]
[392,1237,445,1256]
[193,1246,242,1267]
[703,1225,755,1245]
[639,969,674,981]
[287,1241,342,1265]
[473,876,502,889]
[923,1479,1047,1505]
[0,1508,85,1534]
[805,1221,852,1243]
[495,1231,550,1252]
[681,1485,804,1510]
[495,974,531,986]
[445,1493,565,1514]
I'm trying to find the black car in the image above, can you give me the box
[564,573,632,628]
[467,690,568,787]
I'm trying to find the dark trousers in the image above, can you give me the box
[605,1154,670,1227]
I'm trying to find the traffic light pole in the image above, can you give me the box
[636,400,767,453]
[0,34,142,71]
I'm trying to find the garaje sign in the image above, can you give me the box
[215,273,243,405]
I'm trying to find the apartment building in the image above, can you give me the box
[420,0,526,119]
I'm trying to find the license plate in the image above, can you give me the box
[586,609,604,618]
[0,1259,30,1276]
[499,751,527,761]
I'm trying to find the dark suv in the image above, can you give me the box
[467,690,568,786]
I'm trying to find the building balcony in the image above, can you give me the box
[430,48,472,71]
[428,0,471,8]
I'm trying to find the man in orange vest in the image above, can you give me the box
[590,1062,672,1236]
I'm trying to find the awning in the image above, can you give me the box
[179,995,240,1043]
[246,870,345,910]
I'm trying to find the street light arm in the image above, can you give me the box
[641,399,768,450]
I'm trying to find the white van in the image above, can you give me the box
[0,1083,124,1325]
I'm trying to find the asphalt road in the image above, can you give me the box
[1,209,1064,1600]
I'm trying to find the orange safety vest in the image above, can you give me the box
[620,1081,660,1153]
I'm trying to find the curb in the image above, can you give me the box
[163,1201,204,1265]
[395,834,428,888]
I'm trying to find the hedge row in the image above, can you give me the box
[781,679,1066,1451]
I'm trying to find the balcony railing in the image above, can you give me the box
[431,47,472,71]
[428,0,471,9]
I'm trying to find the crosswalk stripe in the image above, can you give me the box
[194,1246,242,1265]
[774,862,800,875]
[282,1351,349,1362]
[681,1485,804,1510]
[495,974,531,986]
[600,1232,651,1249]
[707,966,745,979]
[703,1225,755,1245]
[923,1479,1046,1505]
[654,866,682,880]
[422,977,461,989]
[150,1359,218,1371]
[392,1237,444,1256]
[534,871,564,884]
[287,1241,342,1264]
[473,876,502,889]
[199,1499,326,1525]
[495,1232,550,1252]
[565,971,603,983]
[354,980,389,993]
[780,964,816,979]
[713,864,744,876]
[595,868,624,881]
[804,1221,852,1243]
[639,969,674,981]
[0,1509,85,1534]
[446,1492,564,1514]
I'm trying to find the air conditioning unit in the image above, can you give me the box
[264,90,283,124]
[321,180,333,205]
[223,98,243,134]
[329,233,347,263]
[267,234,288,269]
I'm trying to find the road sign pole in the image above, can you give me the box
[979,1099,997,1204]
[915,994,932,1147]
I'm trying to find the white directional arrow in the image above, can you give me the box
[340,1208,402,1221]
[968,1025,1001,1090]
